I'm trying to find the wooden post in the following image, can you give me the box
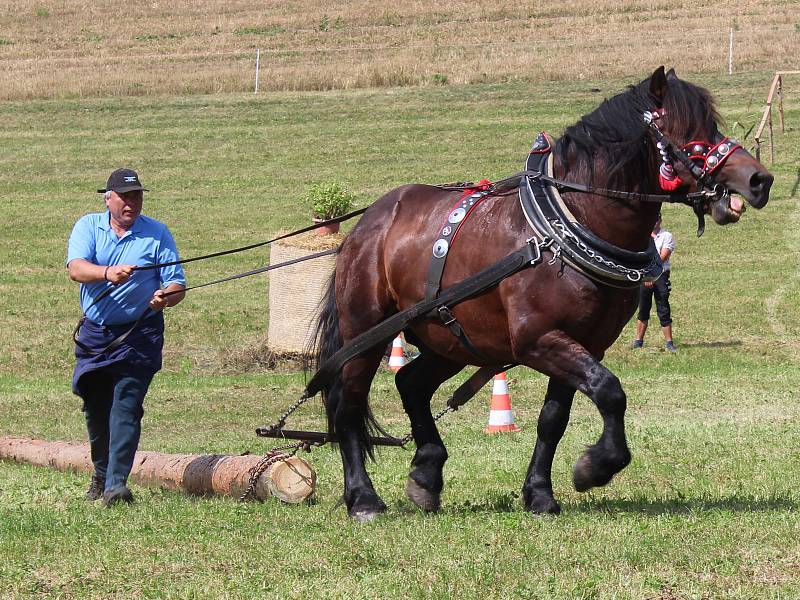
[254,48,260,94]
[728,28,733,76]
[778,74,785,133]
[768,103,774,165]
[0,437,316,503]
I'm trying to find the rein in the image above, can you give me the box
[133,207,366,272]
[71,212,361,355]
[493,169,720,206]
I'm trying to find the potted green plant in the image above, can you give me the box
[304,181,356,235]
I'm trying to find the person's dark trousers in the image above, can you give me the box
[80,367,154,493]
[637,271,672,327]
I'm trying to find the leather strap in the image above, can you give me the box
[72,311,151,357]
[435,305,490,361]
[425,187,493,302]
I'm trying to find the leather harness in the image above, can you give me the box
[518,132,663,289]
[411,131,664,363]
[303,132,672,398]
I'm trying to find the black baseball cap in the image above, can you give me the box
[97,168,149,194]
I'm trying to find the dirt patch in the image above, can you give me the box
[218,337,308,373]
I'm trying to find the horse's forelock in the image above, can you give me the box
[558,74,722,189]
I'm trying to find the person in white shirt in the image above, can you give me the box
[632,213,676,352]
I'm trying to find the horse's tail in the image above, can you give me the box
[306,271,342,410]
[306,269,381,461]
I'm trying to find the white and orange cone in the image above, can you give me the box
[484,372,521,433]
[388,335,406,372]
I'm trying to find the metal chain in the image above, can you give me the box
[397,405,456,447]
[547,219,650,282]
[239,440,319,502]
[260,392,314,436]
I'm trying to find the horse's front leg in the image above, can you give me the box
[522,377,575,515]
[395,351,464,512]
[518,331,632,506]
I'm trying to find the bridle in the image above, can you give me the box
[644,108,742,236]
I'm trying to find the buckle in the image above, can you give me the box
[437,306,457,326]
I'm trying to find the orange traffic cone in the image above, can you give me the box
[484,372,521,433]
[388,335,406,372]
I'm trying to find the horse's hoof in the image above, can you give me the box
[572,454,594,492]
[528,508,560,519]
[350,509,384,523]
[524,494,561,516]
[405,477,441,512]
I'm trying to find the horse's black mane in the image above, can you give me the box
[558,73,721,190]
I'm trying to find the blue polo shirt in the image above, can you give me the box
[67,211,186,325]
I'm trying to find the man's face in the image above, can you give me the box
[106,190,143,229]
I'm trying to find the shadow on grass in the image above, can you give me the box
[391,492,797,517]
[572,494,797,515]
[677,340,743,349]
[389,490,521,516]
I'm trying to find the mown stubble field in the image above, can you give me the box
[0,3,799,598]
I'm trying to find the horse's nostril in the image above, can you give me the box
[750,171,774,193]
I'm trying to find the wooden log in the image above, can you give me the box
[0,437,316,504]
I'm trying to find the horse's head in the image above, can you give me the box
[646,67,773,229]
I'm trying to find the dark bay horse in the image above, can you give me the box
[311,67,773,521]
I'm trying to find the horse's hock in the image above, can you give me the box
[268,232,342,354]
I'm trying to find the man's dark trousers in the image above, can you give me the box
[637,271,672,327]
[80,368,154,493]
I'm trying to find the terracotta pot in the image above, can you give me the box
[312,217,340,236]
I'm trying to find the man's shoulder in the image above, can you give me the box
[71,211,107,232]
[136,214,171,233]
[658,229,675,246]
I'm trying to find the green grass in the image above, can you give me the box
[1,71,799,598]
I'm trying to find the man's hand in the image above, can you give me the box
[148,284,185,312]
[149,289,169,312]
[106,264,135,285]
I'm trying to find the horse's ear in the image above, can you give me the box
[666,68,678,80]
[649,66,668,105]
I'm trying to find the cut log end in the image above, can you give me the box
[258,455,317,503]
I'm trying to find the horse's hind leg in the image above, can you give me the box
[330,346,389,522]
[395,351,464,512]
[522,378,575,515]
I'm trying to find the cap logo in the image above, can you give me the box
[123,176,137,182]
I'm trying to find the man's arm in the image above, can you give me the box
[67,258,135,285]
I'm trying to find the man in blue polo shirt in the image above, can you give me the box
[67,168,186,506]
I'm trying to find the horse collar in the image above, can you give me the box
[519,132,663,289]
